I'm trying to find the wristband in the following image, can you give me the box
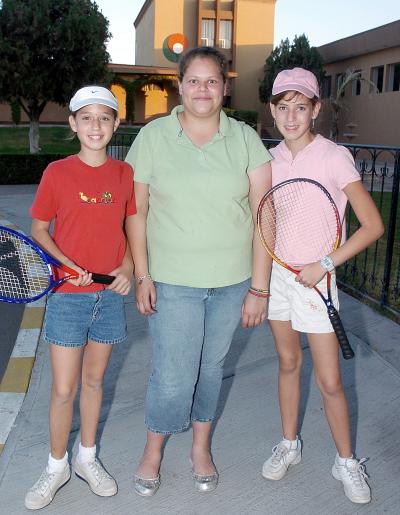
[248,288,271,299]
[250,286,270,294]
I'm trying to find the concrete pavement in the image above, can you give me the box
[0,185,400,514]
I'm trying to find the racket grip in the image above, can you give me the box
[91,273,115,285]
[328,306,355,360]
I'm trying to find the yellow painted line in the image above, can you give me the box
[20,307,45,329]
[0,358,35,393]
[0,215,44,454]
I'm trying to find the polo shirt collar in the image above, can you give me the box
[170,105,232,139]
[278,134,324,162]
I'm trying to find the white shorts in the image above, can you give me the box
[267,263,339,334]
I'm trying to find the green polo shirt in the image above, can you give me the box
[125,105,272,288]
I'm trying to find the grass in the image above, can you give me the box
[337,191,400,312]
[0,125,140,154]
[0,126,79,154]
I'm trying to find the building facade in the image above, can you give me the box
[316,20,400,146]
[133,0,276,122]
[1,3,398,147]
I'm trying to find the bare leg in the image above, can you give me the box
[308,332,352,457]
[136,431,165,479]
[79,340,114,447]
[49,344,83,458]
[269,320,302,440]
[191,421,216,474]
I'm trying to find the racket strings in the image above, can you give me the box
[0,233,50,300]
[259,182,340,266]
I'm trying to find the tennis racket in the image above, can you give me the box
[257,178,354,360]
[0,226,115,304]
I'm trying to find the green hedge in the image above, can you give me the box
[0,154,66,184]
[223,108,258,128]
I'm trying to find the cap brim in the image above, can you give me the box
[272,84,318,99]
[69,99,118,112]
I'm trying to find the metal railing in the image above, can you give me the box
[107,130,140,160]
[263,139,400,318]
[110,131,400,318]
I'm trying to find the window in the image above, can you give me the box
[201,19,215,47]
[219,20,232,49]
[321,76,331,98]
[387,63,400,92]
[335,73,345,97]
[351,70,362,96]
[370,65,384,93]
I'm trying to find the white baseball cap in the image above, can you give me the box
[69,85,118,112]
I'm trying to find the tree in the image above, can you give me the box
[259,34,325,103]
[0,0,111,153]
[329,69,378,142]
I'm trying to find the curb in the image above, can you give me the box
[0,217,45,455]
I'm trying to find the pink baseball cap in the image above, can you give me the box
[272,68,320,99]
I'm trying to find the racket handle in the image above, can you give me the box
[328,306,355,360]
[91,273,115,285]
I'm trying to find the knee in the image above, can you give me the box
[150,370,195,400]
[316,377,344,398]
[52,383,77,405]
[81,375,104,393]
[278,353,302,375]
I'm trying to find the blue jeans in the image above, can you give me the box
[145,279,250,434]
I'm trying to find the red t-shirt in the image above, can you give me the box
[30,155,136,293]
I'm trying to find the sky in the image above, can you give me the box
[95,0,400,64]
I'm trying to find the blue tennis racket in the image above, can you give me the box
[0,226,114,304]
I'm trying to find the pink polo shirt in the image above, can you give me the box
[269,135,361,266]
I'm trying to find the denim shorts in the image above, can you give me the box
[43,290,127,347]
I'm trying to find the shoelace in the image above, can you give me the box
[346,458,369,488]
[34,469,55,495]
[87,459,110,483]
[270,444,289,465]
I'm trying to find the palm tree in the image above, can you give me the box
[329,69,378,142]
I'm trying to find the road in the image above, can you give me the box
[0,185,37,382]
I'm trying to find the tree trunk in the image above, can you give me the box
[23,100,46,154]
[29,118,40,154]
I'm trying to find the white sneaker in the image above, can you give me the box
[332,455,371,504]
[75,458,117,496]
[24,464,71,510]
[262,438,302,480]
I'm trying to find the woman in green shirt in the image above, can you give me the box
[125,47,272,496]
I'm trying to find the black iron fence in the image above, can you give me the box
[263,139,400,319]
[108,130,140,160]
[109,131,400,318]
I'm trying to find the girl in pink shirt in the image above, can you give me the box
[262,68,383,505]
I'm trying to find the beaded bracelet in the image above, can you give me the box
[248,288,271,298]
[136,274,152,285]
[249,286,270,294]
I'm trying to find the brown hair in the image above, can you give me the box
[178,47,228,83]
[270,90,319,106]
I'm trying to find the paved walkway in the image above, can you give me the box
[0,185,399,514]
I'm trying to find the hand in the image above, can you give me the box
[64,260,93,287]
[241,291,268,328]
[107,264,133,296]
[295,261,326,288]
[135,280,157,316]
